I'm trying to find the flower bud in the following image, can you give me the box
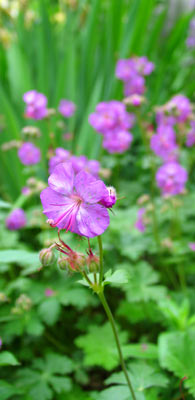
[58,257,70,270]
[123,94,145,107]
[86,253,99,272]
[39,247,56,267]
[100,186,116,208]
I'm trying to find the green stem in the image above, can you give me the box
[98,236,104,285]
[98,291,137,400]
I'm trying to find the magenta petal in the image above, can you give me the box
[48,163,74,195]
[75,170,108,204]
[40,187,76,230]
[76,203,110,238]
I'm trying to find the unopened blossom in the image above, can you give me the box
[100,186,116,208]
[89,101,134,134]
[186,121,195,147]
[189,242,195,251]
[18,142,41,165]
[58,99,76,118]
[134,208,146,232]
[23,90,48,120]
[150,125,178,161]
[6,208,26,230]
[103,130,133,154]
[156,162,188,196]
[0,338,2,349]
[49,148,70,174]
[40,163,111,238]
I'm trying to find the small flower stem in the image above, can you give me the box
[98,291,137,400]
[98,236,104,286]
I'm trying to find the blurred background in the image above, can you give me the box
[1,0,195,200]
[1,1,195,400]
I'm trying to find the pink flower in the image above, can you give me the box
[58,100,76,118]
[6,208,26,230]
[156,162,188,196]
[124,75,146,96]
[100,186,116,208]
[49,148,70,174]
[189,242,195,251]
[156,95,192,126]
[103,130,133,154]
[115,56,154,80]
[40,163,111,238]
[134,208,146,232]
[150,125,178,161]
[23,90,48,120]
[18,142,41,165]
[89,101,134,134]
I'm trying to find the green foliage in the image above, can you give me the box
[158,328,195,396]
[16,353,74,400]
[0,352,20,366]
[75,322,129,370]
[0,1,195,399]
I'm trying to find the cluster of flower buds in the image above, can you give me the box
[1,140,22,151]
[21,126,41,139]
[23,176,46,196]
[41,230,100,274]
[12,294,32,315]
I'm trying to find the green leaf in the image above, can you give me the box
[75,322,128,371]
[38,298,61,326]
[158,328,195,396]
[29,382,52,400]
[0,250,39,267]
[123,344,158,360]
[122,262,167,302]
[104,269,128,286]
[0,380,17,400]
[104,361,168,399]
[45,353,74,375]
[0,351,20,366]
[97,385,134,400]
[49,376,72,393]
[0,200,11,209]
[59,286,98,309]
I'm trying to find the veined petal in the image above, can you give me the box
[75,170,108,204]
[48,163,74,195]
[40,187,78,231]
[76,203,110,238]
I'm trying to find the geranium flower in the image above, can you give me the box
[18,142,41,165]
[6,208,26,230]
[40,163,111,238]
